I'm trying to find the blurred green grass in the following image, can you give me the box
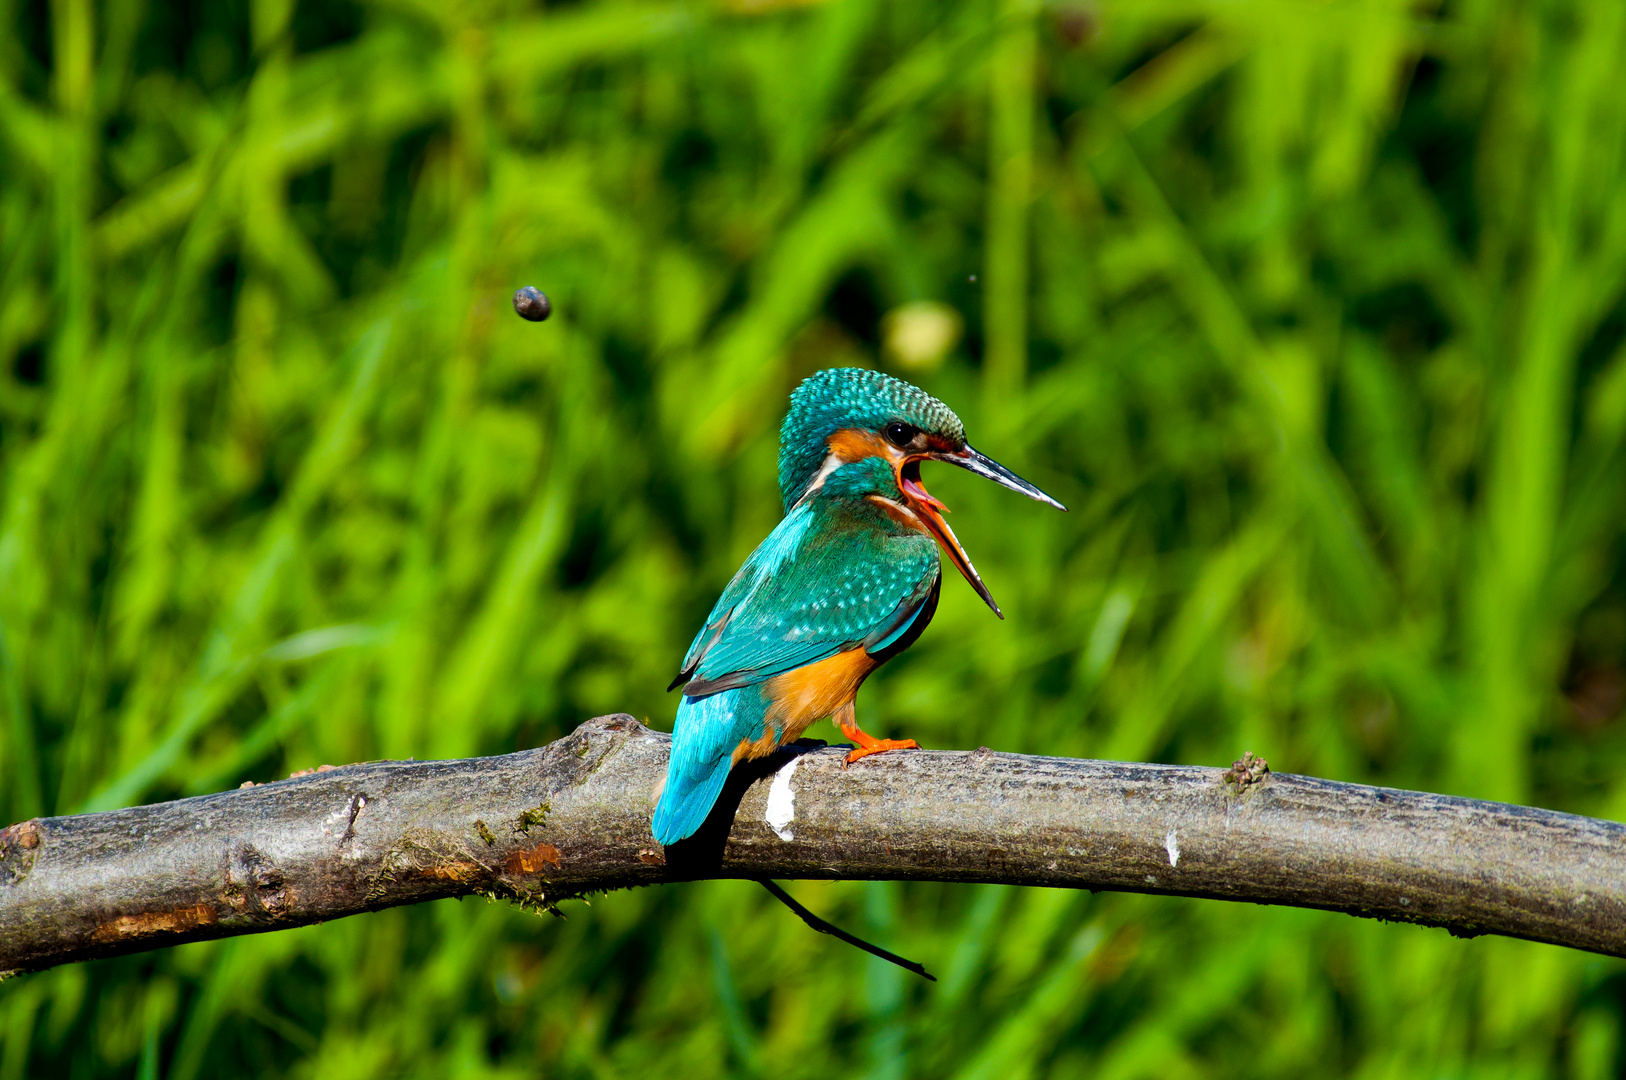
[6,0,1626,1075]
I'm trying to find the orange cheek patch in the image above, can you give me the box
[827,428,898,464]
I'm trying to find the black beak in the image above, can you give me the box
[933,445,1067,511]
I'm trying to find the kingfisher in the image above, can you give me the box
[653,367,1065,845]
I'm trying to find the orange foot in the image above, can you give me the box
[837,715,921,765]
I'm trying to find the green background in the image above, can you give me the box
[5,0,1626,1075]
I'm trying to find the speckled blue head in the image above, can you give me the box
[773,366,1067,618]
[778,368,966,510]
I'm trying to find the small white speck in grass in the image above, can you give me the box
[1165,828,1180,868]
[766,757,800,841]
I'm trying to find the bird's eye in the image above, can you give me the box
[884,422,919,448]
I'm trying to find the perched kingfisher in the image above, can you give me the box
[653,368,1065,845]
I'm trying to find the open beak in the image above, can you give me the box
[932,445,1068,511]
[897,464,1003,618]
[896,447,1064,620]
[897,445,1060,614]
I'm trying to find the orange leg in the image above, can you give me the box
[834,702,920,765]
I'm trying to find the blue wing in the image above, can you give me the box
[668,502,940,697]
[669,503,817,688]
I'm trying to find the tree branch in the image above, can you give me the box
[3,714,1623,976]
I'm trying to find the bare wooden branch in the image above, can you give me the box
[3,714,1623,976]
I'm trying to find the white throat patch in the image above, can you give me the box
[791,452,845,509]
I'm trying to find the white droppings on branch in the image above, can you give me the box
[766,757,800,841]
[1165,828,1180,868]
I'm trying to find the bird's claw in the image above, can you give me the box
[842,738,920,765]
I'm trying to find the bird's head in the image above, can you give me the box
[778,367,1065,618]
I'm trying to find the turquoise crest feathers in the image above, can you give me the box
[778,368,966,511]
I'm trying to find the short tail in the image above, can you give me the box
[652,754,733,845]
[653,689,749,845]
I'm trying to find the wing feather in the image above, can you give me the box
[671,504,939,696]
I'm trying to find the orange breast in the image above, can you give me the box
[731,649,879,763]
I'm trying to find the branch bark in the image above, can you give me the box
[3,714,1623,976]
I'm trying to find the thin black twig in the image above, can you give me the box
[757,879,936,982]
